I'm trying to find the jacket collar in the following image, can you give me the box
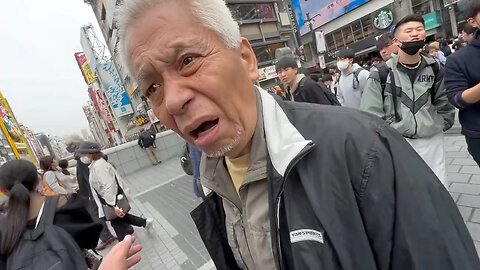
[387,53,436,69]
[201,87,313,195]
[257,87,312,177]
[288,73,306,97]
[342,63,362,76]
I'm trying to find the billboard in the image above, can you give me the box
[74,52,96,85]
[97,62,134,117]
[292,0,371,36]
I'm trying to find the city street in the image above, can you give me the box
[107,134,480,270]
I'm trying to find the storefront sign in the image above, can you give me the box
[74,52,96,85]
[423,12,442,31]
[258,65,278,82]
[288,4,302,47]
[97,62,134,117]
[292,0,371,35]
[374,9,394,30]
[315,31,327,53]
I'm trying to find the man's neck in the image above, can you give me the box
[398,51,421,64]
[342,65,353,74]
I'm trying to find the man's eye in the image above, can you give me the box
[182,56,194,67]
[145,83,160,98]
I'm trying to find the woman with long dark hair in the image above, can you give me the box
[39,156,71,195]
[0,160,101,266]
[0,159,143,269]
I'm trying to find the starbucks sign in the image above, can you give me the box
[374,9,394,30]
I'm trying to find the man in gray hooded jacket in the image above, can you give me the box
[361,15,455,188]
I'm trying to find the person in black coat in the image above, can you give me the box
[65,137,116,251]
[275,57,340,105]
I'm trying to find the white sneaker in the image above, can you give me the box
[145,218,154,232]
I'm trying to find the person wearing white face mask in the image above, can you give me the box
[336,48,370,108]
[77,141,153,242]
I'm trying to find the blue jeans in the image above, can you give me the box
[188,144,203,198]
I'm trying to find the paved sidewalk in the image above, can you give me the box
[113,134,480,269]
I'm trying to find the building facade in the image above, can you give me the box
[292,0,471,69]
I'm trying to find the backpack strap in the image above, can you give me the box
[37,196,59,227]
[388,70,402,122]
[429,61,441,104]
[353,69,363,89]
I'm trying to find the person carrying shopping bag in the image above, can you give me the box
[76,142,153,241]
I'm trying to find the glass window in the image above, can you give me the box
[351,21,364,42]
[361,17,374,38]
[342,26,354,46]
[412,0,432,15]
[326,33,336,52]
[229,3,276,21]
[253,42,285,63]
[334,30,344,49]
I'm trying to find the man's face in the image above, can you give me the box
[380,42,398,61]
[394,21,426,45]
[126,1,259,158]
[428,48,439,58]
[462,31,475,43]
[277,67,298,86]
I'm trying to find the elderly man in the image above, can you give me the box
[117,0,480,269]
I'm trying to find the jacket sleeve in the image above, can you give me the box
[360,73,385,119]
[44,171,68,195]
[358,123,480,270]
[445,56,473,109]
[92,162,118,206]
[54,196,102,249]
[432,67,455,131]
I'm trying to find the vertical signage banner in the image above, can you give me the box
[74,52,95,85]
[97,62,134,117]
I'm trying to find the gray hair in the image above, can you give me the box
[116,0,241,76]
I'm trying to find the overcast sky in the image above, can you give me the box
[0,0,102,137]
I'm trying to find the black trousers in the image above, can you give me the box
[110,213,147,241]
[88,198,114,242]
[466,137,480,167]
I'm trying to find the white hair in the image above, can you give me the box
[116,0,241,76]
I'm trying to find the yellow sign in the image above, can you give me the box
[0,91,36,163]
[82,62,96,85]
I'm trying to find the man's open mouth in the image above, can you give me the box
[190,118,219,139]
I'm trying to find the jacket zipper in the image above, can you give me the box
[412,82,418,136]
[274,143,315,270]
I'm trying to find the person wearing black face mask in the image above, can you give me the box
[361,15,455,189]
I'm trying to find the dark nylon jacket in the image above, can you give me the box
[294,77,340,106]
[75,154,92,198]
[138,131,156,148]
[191,89,480,270]
[445,30,480,138]
[0,196,102,269]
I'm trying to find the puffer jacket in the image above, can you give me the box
[191,88,479,270]
[360,54,455,138]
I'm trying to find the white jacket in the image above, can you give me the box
[88,158,125,218]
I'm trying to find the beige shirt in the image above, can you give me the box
[201,90,276,270]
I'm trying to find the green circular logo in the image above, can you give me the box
[374,9,394,30]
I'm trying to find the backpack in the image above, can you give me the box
[298,78,341,106]
[352,68,367,89]
[6,196,89,270]
[378,61,440,122]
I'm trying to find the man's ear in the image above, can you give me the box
[238,38,259,82]
[467,17,479,28]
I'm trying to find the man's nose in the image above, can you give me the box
[163,80,193,115]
